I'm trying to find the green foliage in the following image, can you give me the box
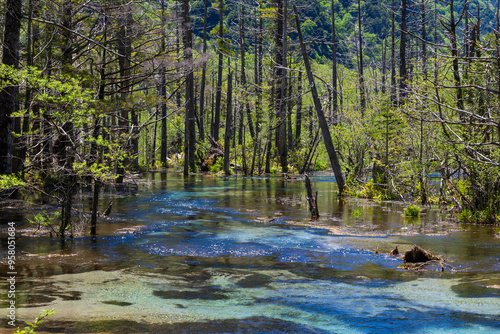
[210,159,223,173]
[314,160,328,171]
[351,208,363,218]
[403,205,421,217]
[14,309,55,334]
[28,211,63,235]
[0,174,26,190]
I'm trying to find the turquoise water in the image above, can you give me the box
[1,172,499,333]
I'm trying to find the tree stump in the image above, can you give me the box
[404,245,440,263]
[304,174,319,218]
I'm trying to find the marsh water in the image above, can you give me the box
[1,172,500,333]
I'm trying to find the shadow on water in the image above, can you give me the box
[1,171,500,333]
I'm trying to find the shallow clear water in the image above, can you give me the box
[1,172,499,333]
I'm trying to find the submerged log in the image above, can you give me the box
[404,245,440,263]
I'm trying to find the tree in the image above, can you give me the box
[399,0,408,104]
[294,4,345,195]
[182,0,196,175]
[331,0,338,122]
[212,0,224,142]
[357,0,366,114]
[0,0,22,175]
[224,70,233,176]
[275,0,288,173]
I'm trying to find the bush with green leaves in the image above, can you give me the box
[404,205,421,217]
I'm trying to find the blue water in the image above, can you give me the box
[1,172,499,333]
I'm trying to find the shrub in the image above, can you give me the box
[404,204,421,217]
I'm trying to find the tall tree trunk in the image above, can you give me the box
[399,0,408,104]
[381,30,387,94]
[357,0,366,114]
[116,5,132,183]
[224,70,233,176]
[198,0,208,142]
[0,0,22,175]
[182,0,195,175]
[496,0,500,141]
[331,0,338,122]
[160,0,168,166]
[287,70,294,151]
[212,0,224,142]
[275,0,287,173]
[294,5,345,195]
[448,0,465,116]
[421,0,427,78]
[295,72,303,147]
[240,4,255,140]
[390,0,397,105]
[255,3,264,137]
[59,0,76,237]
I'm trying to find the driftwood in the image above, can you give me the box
[404,245,440,263]
[304,174,319,218]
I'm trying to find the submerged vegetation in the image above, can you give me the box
[0,0,499,235]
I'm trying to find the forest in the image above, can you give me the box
[1,0,500,237]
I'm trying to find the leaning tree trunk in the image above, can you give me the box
[294,5,345,195]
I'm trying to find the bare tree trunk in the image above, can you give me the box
[294,5,345,195]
